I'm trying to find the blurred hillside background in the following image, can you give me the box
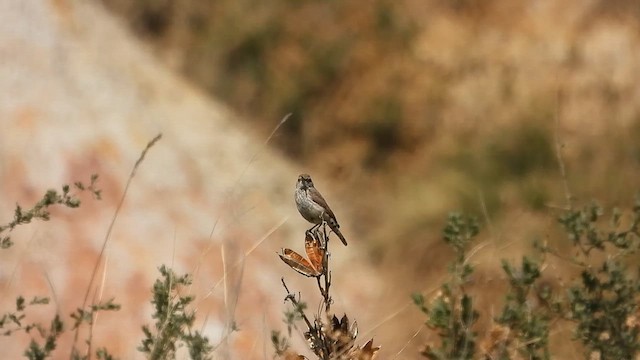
[98,0,640,355]
[2,0,640,358]
[100,0,640,254]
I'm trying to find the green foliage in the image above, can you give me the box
[139,265,214,360]
[557,200,640,256]
[6,266,215,360]
[15,298,121,360]
[1,296,51,336]
[70,299,121,331]
[30,298,124,360]
[270,330,290,357]
[95,347,117,360]
[1,176,116,359]
[555,199,640,359]
[416,213,480,360]
[443,213,479,257]
[0,174,101,249]
[495,257,554,360]
[23,315,64,360]
[282,300,306,337]
[417,200,640,359]
[569,260,640,358]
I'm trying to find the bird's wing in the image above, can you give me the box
[309,187,337,221]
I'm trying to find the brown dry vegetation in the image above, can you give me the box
[98,0,640,357]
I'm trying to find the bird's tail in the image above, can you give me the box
[335,229,348,246]
[330,223,348,246]
[324,216,348,246]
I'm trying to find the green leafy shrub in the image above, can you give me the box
[417,197,640,359]
[139,265,214,360]
[413,213,480,360]
[558,201,640,359]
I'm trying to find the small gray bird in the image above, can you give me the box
[295,174,348,246]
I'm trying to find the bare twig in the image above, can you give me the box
[279,204,368,359]
[281,278,315,332]
[309,227,332,312]
[279,223,342,359]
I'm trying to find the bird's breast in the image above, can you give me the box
[295,189,324,224]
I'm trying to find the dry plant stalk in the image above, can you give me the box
[277,225,380,360]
